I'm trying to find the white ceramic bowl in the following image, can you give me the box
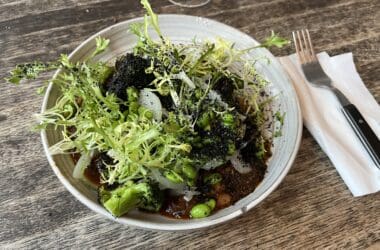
[41,15,302,231]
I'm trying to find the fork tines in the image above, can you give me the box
[292,29,317,64]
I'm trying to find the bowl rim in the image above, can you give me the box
[40,14,303,231]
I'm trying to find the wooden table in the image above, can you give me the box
[1,0,379,248]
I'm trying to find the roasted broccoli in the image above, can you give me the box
[105,53,154,100]
[99,181,163,217]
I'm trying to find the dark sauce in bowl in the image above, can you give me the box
[71,153,101,186]
[70,137,272,219]
[159,161,267,219]
[158,140,272,219]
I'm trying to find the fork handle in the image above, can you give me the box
[342,104,380,168]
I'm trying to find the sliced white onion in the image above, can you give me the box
[209,89,233,110]
[139,89,162,122]
[237,123,247,139]
[151,169,185,194]
[183,188,200,202]
[173,71,195,89]
[170,89,180,107]
[228,151,252,174]
[237,113,247,121]
[72,150,95,179]
[201,158,226,170]
[161,107,169,118]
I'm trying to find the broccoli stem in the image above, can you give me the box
[100,184,142,217]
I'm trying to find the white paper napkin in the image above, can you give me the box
[278,52,380,196]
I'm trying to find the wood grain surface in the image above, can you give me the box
[1,0,379,249]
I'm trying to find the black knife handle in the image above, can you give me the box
[342,104,380,168]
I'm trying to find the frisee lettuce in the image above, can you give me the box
[7,37,191,186]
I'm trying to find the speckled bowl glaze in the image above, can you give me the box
[41,15,302,231]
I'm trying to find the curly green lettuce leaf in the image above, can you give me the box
[141,0,162,38]
[5,62,59,84]
[90,37,110,58]
[261,31,290,48]
[5,36,110,85]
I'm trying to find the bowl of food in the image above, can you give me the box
[8,1,301,231]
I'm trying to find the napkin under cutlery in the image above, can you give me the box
[279,52,380,196]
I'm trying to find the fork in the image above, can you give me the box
[293,29,380,168]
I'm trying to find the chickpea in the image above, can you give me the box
[217,193,232,208]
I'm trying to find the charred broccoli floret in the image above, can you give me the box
[105,53,154,100]
[191,121,236,160]
[99,181,163,217]
[138,182,164,212]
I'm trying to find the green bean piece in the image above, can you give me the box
[204,173,222,185]
[222,113,234,127]
[197,112,211,130]
[187,179,196,187]
[190,204,211,218]
[164,170,183,183]
[205,199,216,210]
[182,164,197,179]
[227,142,236,155]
